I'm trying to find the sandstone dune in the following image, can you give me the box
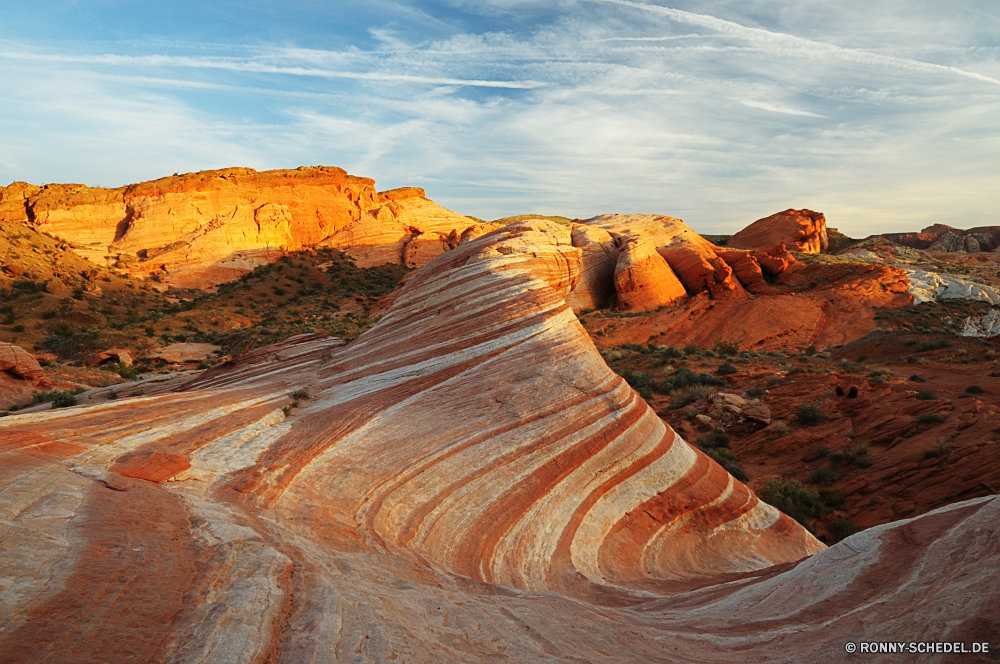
[0,169,482,288]
[0,220,995,662]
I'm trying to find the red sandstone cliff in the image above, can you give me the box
[0,168,480,288]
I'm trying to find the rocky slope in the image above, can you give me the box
[0,220,996,662]
[0,168,481,288]
[884,224,1000,253]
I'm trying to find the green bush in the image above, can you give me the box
[807,467,835,485]
[716,362,737,376]
[668,385,717,409]
[909,374,926,382]
[794,404,826,426]
[746,386,766,398]
[703,447,747,481]
[696,428,731,449]
[758,480,833,526]
[965,385,985,394]
[32,387,85,408]
[661,369,725,392]
[104,362,139,381]
[915,389,938,400]
[804,345,816,356]
[714,340,739,357]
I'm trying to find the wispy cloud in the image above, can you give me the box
[740,100,825,117]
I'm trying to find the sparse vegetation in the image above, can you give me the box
[714,339,739,357]
[31,386,86,408]
[916,389,938,400]
[766,420,791,436]
[716,361,737,375]
[916,412,946,424]
[758,480,843,528]
[794,404,827,426]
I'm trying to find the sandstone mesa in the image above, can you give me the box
[0,167,483,289]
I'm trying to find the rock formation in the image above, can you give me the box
[560,214,809,313]
[884,224,1000,253]
[729,209,829,253]
[0,342,54,409]
[0,220,995,662]
[0,169,483,289]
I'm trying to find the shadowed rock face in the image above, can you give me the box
[0,220,996,663]
[0,169,479,288]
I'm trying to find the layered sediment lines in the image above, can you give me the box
[0,221,995,662]
[0,168,479,288]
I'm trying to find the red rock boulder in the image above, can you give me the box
[729,209,828,253]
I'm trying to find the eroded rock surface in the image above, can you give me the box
[729,209,829,253]
[0,221,995,662]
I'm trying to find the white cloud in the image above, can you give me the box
[0,1,997,236]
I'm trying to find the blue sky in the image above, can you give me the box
[0,1,997,235]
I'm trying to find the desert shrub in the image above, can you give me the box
[829,444,872,468]
[682,344,699,355]
[807,467,835,485]
[915,389,938,400]
[104,362,138,381]
[290,388,310,400]
[794,404,826,426]
[625,371,652,390]
[916,412,946,425]
[41,310,57,320]
[909,374,926,382]
[668,385,717,409]
[847,386,859,398]
[107,389,119,400]
[656,346,684,359]
[906,355,917,364]
[904,338,917,346]
[661,369,725,392]
[826,519,858,543]
[32,387,85,408]
[716,362,737,376]
[746,386,766,399]
[804,345,816,356]
[766,420,791,436]
[767,376,783,386]
[835,385,844,396]
[11,324,24,333]
[714,340,740,357]
[696,428,731,449]
[145,326,156,337]
[916,340,951,352]
[703,447,747,481]
[758,480,827,526]
[965,385,985,394]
